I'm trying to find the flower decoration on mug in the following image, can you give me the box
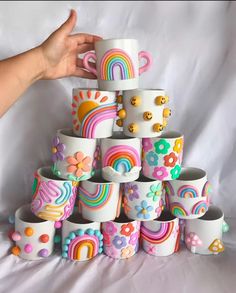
[124,183,139,201]
[92,145,101,169]
[104,222,117,236]
[112,235,127,249]
[164,152,178,168]
[102,231,111,246]
[146,151,158,166]
[152,166,168,180]
[121,245,134,258]
[129,232,139,245]
[154,139,170,155]
[66,152,91,180]
[173,138,183,154]
[142,138,153,152]
[155,199,164,215]
[147,183,162,202]
[51,136,65,163]
[120,223,135,236]
[170,165,181,180]
[135,200,153,220]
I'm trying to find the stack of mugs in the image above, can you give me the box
[9,39,228,261]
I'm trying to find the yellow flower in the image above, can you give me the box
[121,245,134,258]
[173,138,183,154]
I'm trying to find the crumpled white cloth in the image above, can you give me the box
[0,1,236,292]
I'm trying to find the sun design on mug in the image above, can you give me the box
[72,90,117,138]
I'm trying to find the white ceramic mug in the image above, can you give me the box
[10,204,55,260]
[166,167,210,219]
[78,172,121,222]
[123,175,163,221]
[83,39,152,91]
[51,128,96,181]
[62,212,102,261]
[141,210,180,256]
[101,214,140,259]
[72,88,117,138]
[101,132,142,182]
[185,206,227,255]
[142,131,184,181]
[118,89,170,137]
[31,167,77,221]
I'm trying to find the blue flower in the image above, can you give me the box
[135,200,153,220]
[146,151,158,166]
[112,235,127,249]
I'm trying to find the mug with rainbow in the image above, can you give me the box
[31,167,77,222]
[101,133,142,183]
[78,172,121,222]
[83,39,152,91]
[165,167,211,220]
[72,89,117,138]
[141,210,180,257]
[62,211,103,261]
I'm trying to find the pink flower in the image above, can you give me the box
[129,232,139,245]
[103,222,117,236]
[152,166,168,180]
[142,138,153,152]
[66,152,91,177]
[103,231,111,246]
[142,161,150,176]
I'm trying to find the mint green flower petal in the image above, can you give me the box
[147,192,154,198]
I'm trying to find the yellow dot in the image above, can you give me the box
[77,162,83,169]
[51,147,57,154]
[142,209,147,214]
[24,227,34,237]
[118,109,126,119]
[11,246,21,256]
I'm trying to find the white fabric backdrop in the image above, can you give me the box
[0,1,235,293]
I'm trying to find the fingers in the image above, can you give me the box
[71,33,102,45]
[58,9,77,35]
[73,68,97,79]
[77,43,95,54]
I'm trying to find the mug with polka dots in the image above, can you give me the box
[142,131,184,181]
[10,204,56,260]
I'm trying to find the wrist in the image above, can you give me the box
[30,46,46,81]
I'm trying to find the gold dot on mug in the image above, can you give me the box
[130,96,141,107]
[143,111,153,121]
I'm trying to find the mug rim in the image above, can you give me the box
[73,88,116,94]
[85,171,114,184]
[124,88,165,94]
[198,205,224,222]
[37,166,66,182]
[177,167,206,181]
[149,131,183,140]
[152,209,178,223]
[57,128,96,142]
[95,38,138,44]
[16,204,49,224]
[134,174,162,183]
[65,211,98,225]
[111,213,137,224]
[103,131,140,141]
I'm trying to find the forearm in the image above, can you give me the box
[0,47,45,117]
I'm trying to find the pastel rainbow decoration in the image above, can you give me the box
[202,181,212,197]
[32,172,40,200]
[100,49,135,80]
[62,229,103,261]
[170,202,190,217]
[164,182,174,196]
[192,200,208,215]
[177,185,199,198]
[79,184,113,210]
[141,222,174,244]
[103,145,141,172]
[79,103,117,138]
[37,202,67,221]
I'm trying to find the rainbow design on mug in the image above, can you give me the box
[202,181,212,197]
[170,202,190,217]
[79,184,113,209]
[100,49,135,80]
[192,200,208,215]
[177,185,199,198]
[164,182,174,196]
[62,229,103,261]
[79,103,117,138]
[141,222,174,244]
[103,145,141,173]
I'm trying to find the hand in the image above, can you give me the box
[39,9,102,79]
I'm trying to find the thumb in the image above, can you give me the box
[58,9,77,35]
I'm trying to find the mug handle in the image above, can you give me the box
[138,51,153,75]
[83,52,98,76]
[222,220,229,233]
